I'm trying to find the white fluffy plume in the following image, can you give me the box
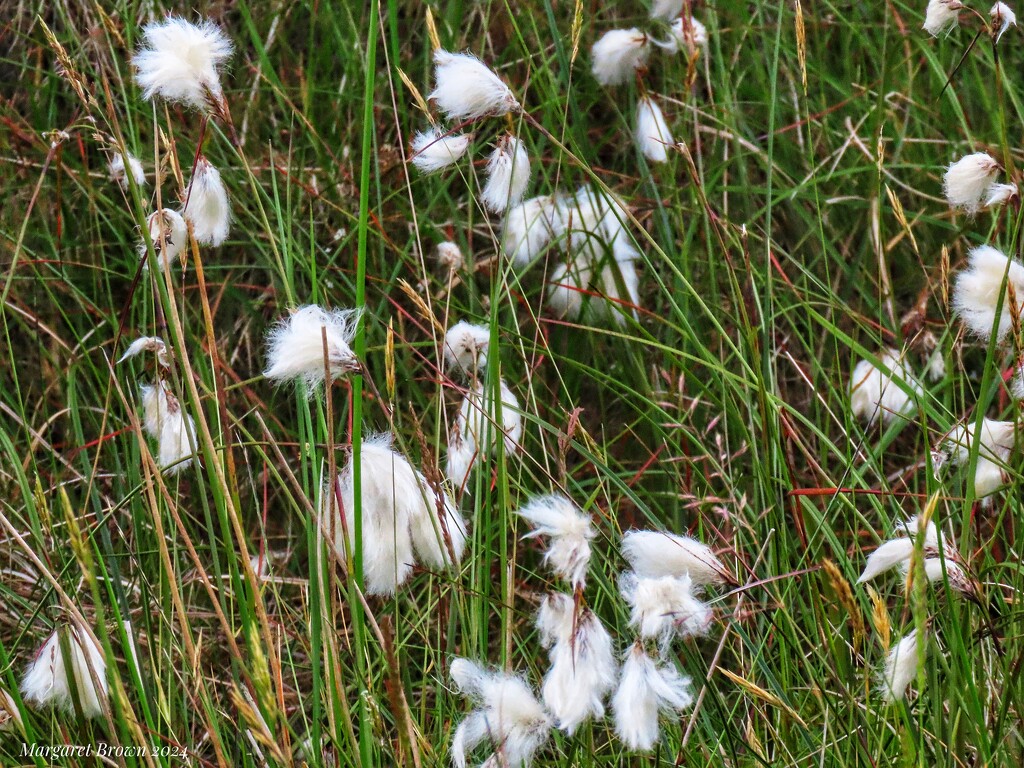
[411,127,472,173]
[635,96,674,163]
[139,382,198,474]
[536,594,617,734]
[482,135,531,213]
[108,151,146,190]
[879,629,924,702]
[612,643,693,751]
[591,29,650,86]
[937,417,1016,500]
[621,530,730,587]
[132,17,233,114]
[621,572,712,646]
[671,16,709,51]
[547,255,641,327]
[443,321,490,379]
[501,195,563,268]
[513,494,596,588]
[943,152,1000,213]
[952,245,1024,343]
[181,156,230,246]
[848,348,921,426]
[992,2,1017,41]
[429,50,520,121]
[263,305,361,393]
[118,336,170,369]
[446,379,523,490]
[21,625,107,719]
[923,0,963,36]
[449,657,552,768]
[141,208,188,270]
[985,182,1018,207]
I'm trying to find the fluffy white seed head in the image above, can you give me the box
[899,556,972,595]
[429,50,520,121]
[536,594,617,734]
[985,182,1018,207]
[621,572,713,645]
[923,0,964,36]
[991,2,1017,41]
[118,336,170,368]
[671,16,709,51]
[443,321,490,379]
[263,305,361,394]
[953,245,1024,342]
[621,530,730,587]
[411,127,472,173]
[944,152,1000,213]
[139,382,198,474]
[849,348,921,426]
[547,256,641,327]
[939,417,1015,499]
[591,29,650,86]
[555,185,635,262]
[181,157,230,246]
[21,626,107,718]
[132,17,233,113]
[481,135,531,213]
[141,208,188,270]
[514,494,596,588]
[612,644,693,751]
[858,538,915,584]
[435,241,465,271]
[636,96,674,163]
[446,380,522,490]
[650,0,684,21]
[879,630,924,702]
[108,152,146,190]
[501,195,563,268]
[449,658,552,768]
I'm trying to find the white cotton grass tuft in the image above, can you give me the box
[936,417,1016,500]
[879,630,924,702]
[139,382,198,474]
[671,16,709,51]
[621,572,713,647]
[848,348,922,426]
[481,135,531,213]
[857,514,940,584]
[320,434,466,595]
[547,256,641,327]
[650,0,684,21]
[951,245,1024,342]
[21,626,107,718]
[991,2,1017,41]
[181,157,230,246]
[612,643,693,751]
[513,494,596,588]
[108,151,145,190]
[118,336,170,369]
[429,50,520,121]
[141,208,188,270]
[132,16,233,115]
[591,29,650,86]
[985,182,1018,208]
[923,0,964,36]
[635,96,674,163]
[263,305,361,393]
[536,594,617,734]
[449,657,552,768]
[446,379,522,490]
[443,321,490,379]
[411,127,472,173]
[501,195,563,268]
[621,530,731,587]
[944,152,1001,213]
[435,241,465,271]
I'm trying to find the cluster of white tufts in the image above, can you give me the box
[139,381,199,474]
[320,434,466,596]
[513,494,596,589]
[857,514,973,596]
[848,348,923,428]
[263,304,362,394]
[934,417,1017,502]
[943,152,1012,214]
[20,625,108,719]
[952,245,1024,343]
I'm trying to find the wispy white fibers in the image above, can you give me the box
[923,0,963,36]
[857,515,939,584]
[139,382,198,474]
[991,3,1017,42]
[620,572,712,647]
[108,152,145,190]
[985,182,1018,208]
[547,255,641,327]
[411,127,472,173]
[263,305,361,393]
[141,208,188,270]
[435,241,465,271]
[481,135,531,213]
[621,530,731,587]
[446,379,522,490]
[635,96,674,163]
[443,321,490,379]
[320,434,466,595]
[132,17,233,114]
[671,16,709,51]
[612,643,693,751]
[936,417,1016,500]
[181,156,230,246]
[429,50,520,121]
[513,494,595,589]
[591,29,650,86]
[879,630,924,702]
[21,625,107,718]
[848,348,921,426]
[501,195,563,268]
[449,657,552,768]
[650,0,684,21]
[118,336,170,368]
[944,152,1000,213]
[952,245,1024,342]
[536,594,617,734]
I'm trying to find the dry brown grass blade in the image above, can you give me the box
[719,668,809,728]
